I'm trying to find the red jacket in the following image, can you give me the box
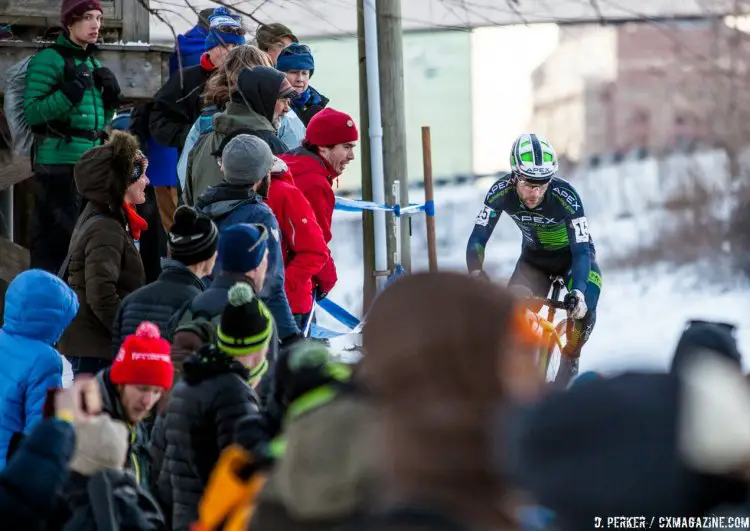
[266,166,329,315]
[280,148,338,295]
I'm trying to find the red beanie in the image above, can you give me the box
[111,322,174,390]
[305,108,359,147]
[61,0,103,28]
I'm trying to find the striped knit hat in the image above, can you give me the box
[168,206,219,266]
[218,282,274,359]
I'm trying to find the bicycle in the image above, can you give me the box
[520,276,576,385]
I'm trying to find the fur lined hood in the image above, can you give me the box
[74,131,140,208]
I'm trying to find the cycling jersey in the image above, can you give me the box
[466,174,595,294]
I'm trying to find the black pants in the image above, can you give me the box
[30,164,80,274]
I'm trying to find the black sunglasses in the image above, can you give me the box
[214,24,246,36]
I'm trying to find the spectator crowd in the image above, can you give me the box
[3,1,750,530]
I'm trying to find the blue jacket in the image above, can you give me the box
[195,183,299,340]
[169,24,209,74]
[0,269,79,469]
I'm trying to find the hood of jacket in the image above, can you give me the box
[231,66,286,125]
[213,101,275,136]
[96,368,129,423]
[2,269,79,344]
[183,343,250,385]
[74,131,139,208]
[261,392,380,521]
[172,24,209,71]
[195,182,263,221]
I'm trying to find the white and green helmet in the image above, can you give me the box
[510,133,558,182]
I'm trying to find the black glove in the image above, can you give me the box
[315,289,328,302]
[234,413,274,457]
[93,67,122,109]
[60,63,92,105]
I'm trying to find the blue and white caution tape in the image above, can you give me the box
[308,297,363,340]
[334,196,435,217]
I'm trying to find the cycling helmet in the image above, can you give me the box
[510,133,558,182]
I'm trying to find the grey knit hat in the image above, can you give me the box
[69,415,129,476]
[221,134,274,185]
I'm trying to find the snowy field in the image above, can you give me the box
[317,177,750,374]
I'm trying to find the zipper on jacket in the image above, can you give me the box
[129,426,141,484]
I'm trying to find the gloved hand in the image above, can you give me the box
[314,288,328,302]
[564,289,587,320]
[93,67,122,109]
[60,63,93,105]
[470,269,490,281]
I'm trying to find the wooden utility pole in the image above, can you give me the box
[356,0,377,311]
[421,127,438,272]
[376,0,411,272]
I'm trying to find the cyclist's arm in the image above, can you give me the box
[466,201,502,272]
[565,199,592,293]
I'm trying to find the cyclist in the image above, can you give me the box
[466,133,602,384]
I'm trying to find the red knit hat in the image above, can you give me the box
[305,108,359,147]
[111,322,174,390]
[61,0,103,28]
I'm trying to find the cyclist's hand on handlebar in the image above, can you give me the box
[564,289,587,319]
[470,270,490,281]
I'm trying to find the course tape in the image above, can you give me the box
[334,197,435,217]
[309,297,363,339]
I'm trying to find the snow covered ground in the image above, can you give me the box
[318,177,750,374]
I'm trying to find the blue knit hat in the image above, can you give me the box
[218,223,269,273]
[276,43,315,75]
[205,7,246,51]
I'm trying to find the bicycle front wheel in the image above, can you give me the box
[542,318,568,384]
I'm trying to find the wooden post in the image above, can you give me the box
[421,126,438,272]
[377,0,411,272]
[357,0,377,312]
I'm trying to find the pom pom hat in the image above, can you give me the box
[217,283,274,357]
[111,322,174,390]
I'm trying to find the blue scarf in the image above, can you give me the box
[293,87,321,109]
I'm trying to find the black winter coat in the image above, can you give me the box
[111,259,205,355]
[166,272,278,402]
[0,419,75,531]
[149,64,212,151]
[150,345,260,531]
[62,470,167,531]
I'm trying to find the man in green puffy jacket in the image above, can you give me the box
[22,0,121,274]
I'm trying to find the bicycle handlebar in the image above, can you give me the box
[524,297,573,312]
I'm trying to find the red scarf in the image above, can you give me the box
[123,202,149,241]
[200,53,217,73]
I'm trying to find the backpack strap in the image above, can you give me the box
[32,44,109,144]
[57,213,106,279]
[86,472,119,531]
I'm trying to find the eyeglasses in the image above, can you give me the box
[515,175,549,190]
[214,24,246,36]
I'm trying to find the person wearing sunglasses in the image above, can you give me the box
[466,133,602,387]
[149,6,246,153]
